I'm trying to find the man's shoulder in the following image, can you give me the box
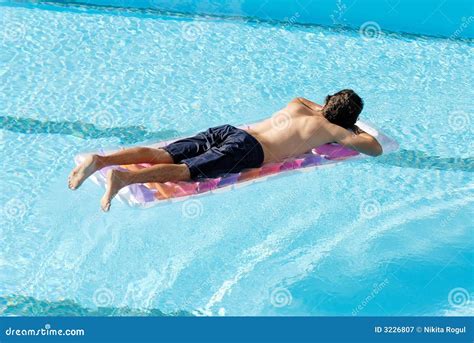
[288,97,310,105]
[291,97,323,111]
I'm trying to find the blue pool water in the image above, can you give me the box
[0,1,473,316]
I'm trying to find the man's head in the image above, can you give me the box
[322,89,363,129]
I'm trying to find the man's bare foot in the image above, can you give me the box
[101,169,129,212]
[68,155,101,190]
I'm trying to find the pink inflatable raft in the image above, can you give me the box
[75,121,398,208]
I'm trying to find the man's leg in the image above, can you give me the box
[68,147,173,190]
[101,163,191,211]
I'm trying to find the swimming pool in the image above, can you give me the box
[0,1,473,316]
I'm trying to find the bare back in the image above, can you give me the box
[246,98,336,163]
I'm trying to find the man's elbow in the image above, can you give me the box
[370,142,383,157]
[361,137,383,157]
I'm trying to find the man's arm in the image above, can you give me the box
[329,123,383,157]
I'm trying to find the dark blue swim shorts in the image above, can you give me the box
[163,125,265,180]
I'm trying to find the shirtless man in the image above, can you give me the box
[68,89,382,211]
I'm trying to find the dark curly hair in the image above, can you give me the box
[322,89,364,129]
